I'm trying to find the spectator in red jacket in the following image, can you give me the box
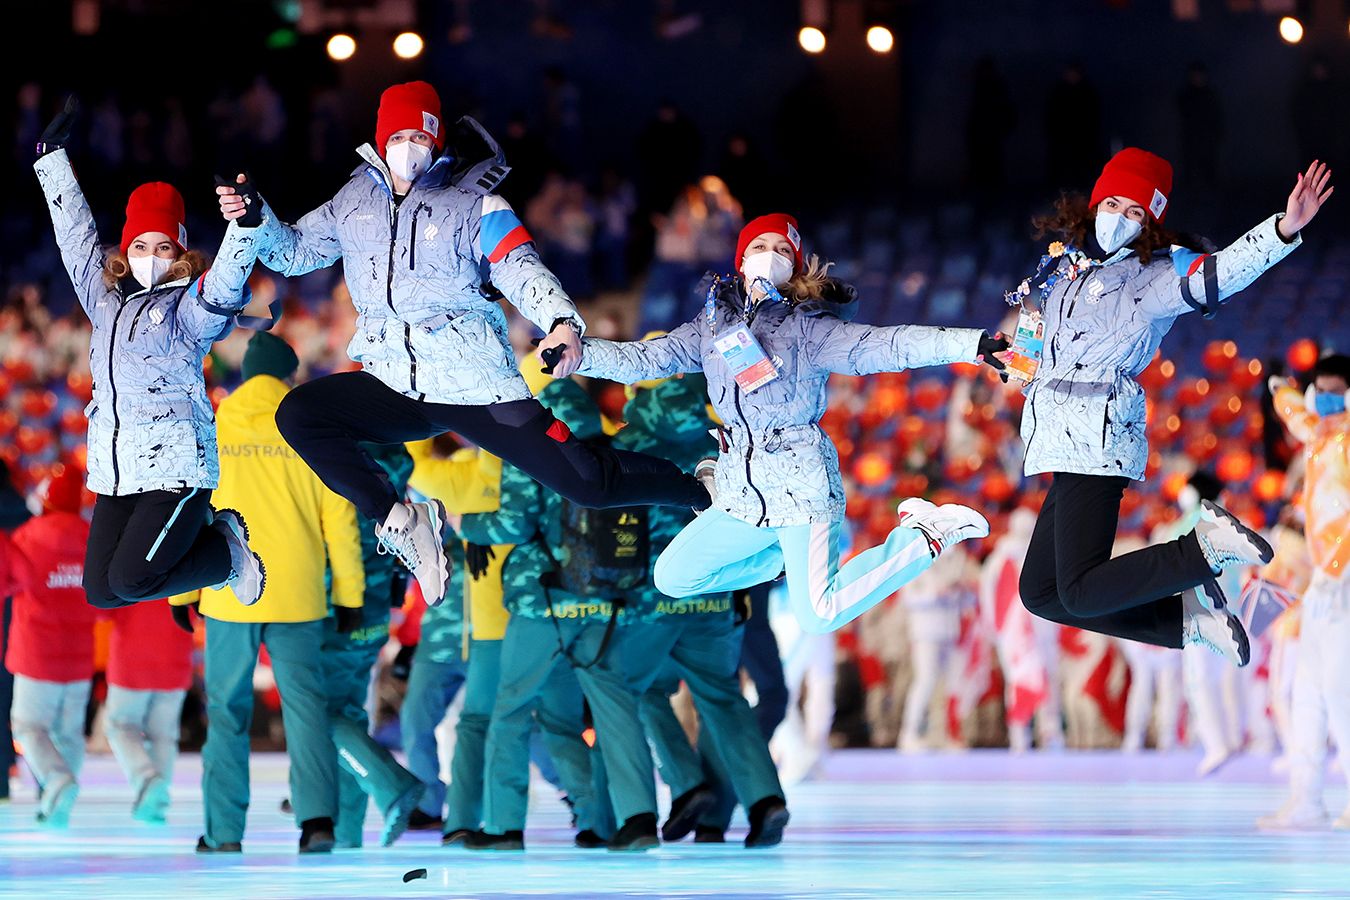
[105,600,195,823]
[6,467,94,827]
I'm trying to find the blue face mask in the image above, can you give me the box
[1314,391,1347,417]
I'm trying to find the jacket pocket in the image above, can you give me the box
[131,395,203,479]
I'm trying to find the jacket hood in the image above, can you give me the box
[218,375,289,439]
[538,379,603,441]
[623,373,711,444]
[703,272,858,324]
[354,115,510,197]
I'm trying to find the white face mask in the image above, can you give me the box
[129,254,172,289]
[1094,211,1143,255]
[740,250,795,290]
[386,141,432,184]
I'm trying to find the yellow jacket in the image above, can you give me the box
[406,442,512,641]
[1274,386,1350,578]
[172,375,364,623]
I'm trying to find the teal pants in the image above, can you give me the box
[655,509,933,633]
[401,651,467,818]
[322,616,421,847]
[621,615,783,816]
[202,617,335,846]
[443,638,502,834]
[639,664,704,799]
[486,620,637,831]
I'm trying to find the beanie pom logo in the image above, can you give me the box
[422,111,441,139]
[178,222,188,248]
[785,222,801,250]
[1149,189,1168,220]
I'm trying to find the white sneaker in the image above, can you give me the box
[1182,586,1250,666]
[378,500,450,606]
[695,457,718,509]
[1257,798,1330,831]
[1192,573,1229,612]
[896,498,990,557]
[1194,499,1274,573]
[213,509,266,606]
[1197,748,1234,778]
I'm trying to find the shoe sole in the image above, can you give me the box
[745,806,790,849]
[1194,577,1230,612]
[608,835,659,852]
[1227,611,1252,667]
[467,840,525,851]
[423,499,452,607]
[442,829,471,847]
[217,508,267,606]
[300,836,336,854]
[1201,500,1275,565]
[662,790,717,842]
[381,783,426,847]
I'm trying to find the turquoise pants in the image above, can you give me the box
[401,651,467,818]
[202,617,335,846]
[623,615,782,816]
[321,616,421,846]
[654,509,933,633]
[443,639,502,834]
[483,616,615,837]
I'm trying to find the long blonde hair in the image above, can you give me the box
[783,254,835,302]
[102,249,208,290]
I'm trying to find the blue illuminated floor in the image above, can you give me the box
[2,750,1347,898]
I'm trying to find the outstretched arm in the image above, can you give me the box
[577,320,706,383]
[33,149,114,314]
[804,318,984,376]
[1139,161,1333,319]
[220,174,343,277]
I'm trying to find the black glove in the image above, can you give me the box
[529,336,567,375]
[214,172,263,228]
[465,542,495,581]
[37,95,79,158]
[170,602,197,635]
[977,331,1011,382]
[391,643,416,681]
[335,605,363,634]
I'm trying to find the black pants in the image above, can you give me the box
[275,370,708,522]
[1019,473,1214,649]
[84,488,233,609]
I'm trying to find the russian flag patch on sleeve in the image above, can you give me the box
[480,194,533,264]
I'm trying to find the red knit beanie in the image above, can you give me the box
[121,182,187,255]
[736,213,804,274]
[41,465,84,514]
[375,81,445,157]
[1090,148,1174,223]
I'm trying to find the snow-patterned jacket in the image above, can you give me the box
[251,117,583,405]
[580,277,983,527]
[35,149,260,496]
[1020,214,1299,480]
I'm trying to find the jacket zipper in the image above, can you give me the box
[108,297,130,494]
[387,198,421,398]
[732,295,769,526]
[409,205,420,272]
[1101,387,1115,449]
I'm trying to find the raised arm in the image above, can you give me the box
[804,318,983,376]
[245,194,344,278]
[33,149,113,314]
[1138,162,1332,319]
[175,220,263,345]
[577,319,706,384]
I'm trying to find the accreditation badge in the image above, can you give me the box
[713,323,779,393]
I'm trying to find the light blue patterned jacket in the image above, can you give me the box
[580,278,983,527]
[35,149,259,496]
[1020,215,1299,480]
[251,117,582,405]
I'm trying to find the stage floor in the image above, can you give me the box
[2,750,1346,898]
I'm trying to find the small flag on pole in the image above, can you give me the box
[1237,577,1298,639]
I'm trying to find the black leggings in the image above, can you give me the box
[1018,473,1214,649]
[275,370,708,522]
[84,488,233,609]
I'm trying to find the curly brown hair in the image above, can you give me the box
[1031,192,1184,266]
[102,249,208,290]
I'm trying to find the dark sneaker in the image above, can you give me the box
[662,784,716,842]
[745,797,790,848]
[464,830,524,851]
[299,817,336,854]
[407,808,444,831]
[608,813,659,852]
[694,826,726,843]
[196,835,242,853]
[442,827,472,846]
[574,829,607,848]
